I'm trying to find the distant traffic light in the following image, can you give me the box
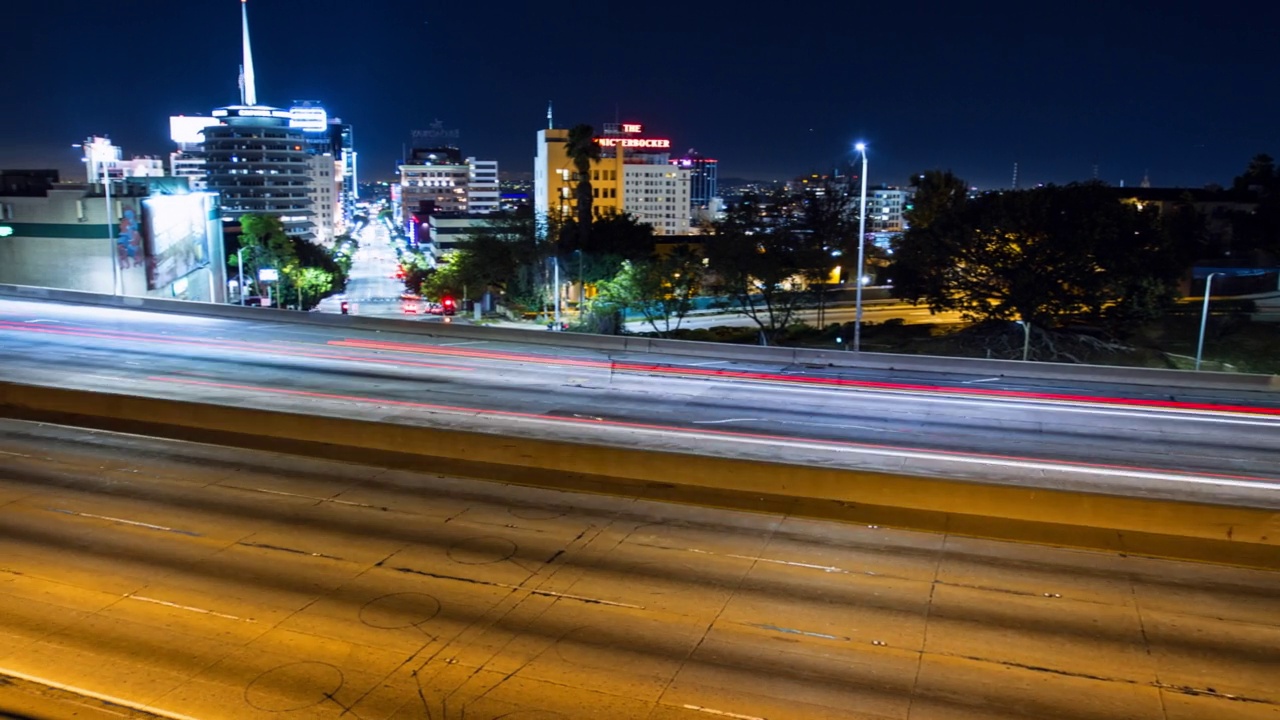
[340,301,349,315]
[441,296,456,316]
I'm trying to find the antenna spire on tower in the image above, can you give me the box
[241,0,258,106]
[547,101,553,129]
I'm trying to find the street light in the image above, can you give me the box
[75,142,122,296]
[852,142,869,352]
[572,248,584,310]
[1195,272,1223,371]
[1016,319,1031,361]
[237,247,247,305]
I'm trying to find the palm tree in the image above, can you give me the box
[564,124,600,248]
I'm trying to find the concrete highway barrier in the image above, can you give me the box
[1,380,1275,570]
[2,283,1277,392]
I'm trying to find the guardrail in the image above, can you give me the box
[2,283,1276,392]
[0,380,1274,569]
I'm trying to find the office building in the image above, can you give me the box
[534,121,690,236]
[290,101,358,232]
[398,148,500,233]
[672,152,719,223]
[200,0,314,240]
[467,158,500,214]
[534,127,624,230]
[78,136,165,181]
[168,116,220,191]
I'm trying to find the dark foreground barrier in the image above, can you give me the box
[1,381,1275,570]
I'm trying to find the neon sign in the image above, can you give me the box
[621,123,643,133]
[597,137,671,149]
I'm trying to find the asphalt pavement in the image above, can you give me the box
[1,421,1277,720]
[1,298,1278,508]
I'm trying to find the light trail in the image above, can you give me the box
[147,375,1280,490]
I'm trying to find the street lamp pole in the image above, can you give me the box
[553,257,561,329]
[1195,272,1223,371]
[237,247,246,305]
[853,142,869,352]
[101,168,122,296]
[1017,320,1031,361]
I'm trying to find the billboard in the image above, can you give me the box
[169,116,220,144]
[142,194,217,290]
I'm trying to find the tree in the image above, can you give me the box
[564,124,601,248]
[594,244,705,337]
[890,179,1178,334]
[704,202,830,345]
[233,214,350,309]
[796,180,859,324]
[1233,153,1277,193]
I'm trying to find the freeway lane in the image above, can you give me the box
[1,298,1279,505]
[1,421,1278,720]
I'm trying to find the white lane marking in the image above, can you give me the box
[441,340,488,346]
[682,705,767,720]
[0,450,31,457]
[646,544,863,576]
[0,667,202,720]
[125,594,254,622]
[48,509,201,536]
[739,382,1280,427]
[22,319,59,324]
[962,377,1001,384]
[692,418,766,425]
[82,375,129,383]
[747,623,849,641]
[528,590,643,608]
[690,360,731,366]
[220,484,386,510]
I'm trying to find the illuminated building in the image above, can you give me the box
[0,169,225,300]
[864,186,913,248]
[468,158,500,214]
[200,0,315,241]
[671,152,719,223]
[534,127,624,230]
[77,137,165,180]
[398,148,500,230]
[290,101,358,231]
[534,121,689,235]
[168,117,220,191]
[202,112,315,241]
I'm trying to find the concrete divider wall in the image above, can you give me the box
[2,283,1277,392]
[1,380,1276,569]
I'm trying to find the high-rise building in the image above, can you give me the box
[467,158,500,214]
[672,152,718,222]
[623,162,690,236]
[78,136,165,180]
[534,127,624,232]
[863,185,913,248]
[196,1,323,241]
[290,101,357,232]
[398,148,500,224]
[202,112,315,240]
[168,117,220,191]
[534,121,691,236]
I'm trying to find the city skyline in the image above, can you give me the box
[1,1,1276,190]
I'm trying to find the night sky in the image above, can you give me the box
[3,1,1276,190]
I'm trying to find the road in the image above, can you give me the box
[1,421,1277,720]
[0,298,1278,507]
[316,220,420,318]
